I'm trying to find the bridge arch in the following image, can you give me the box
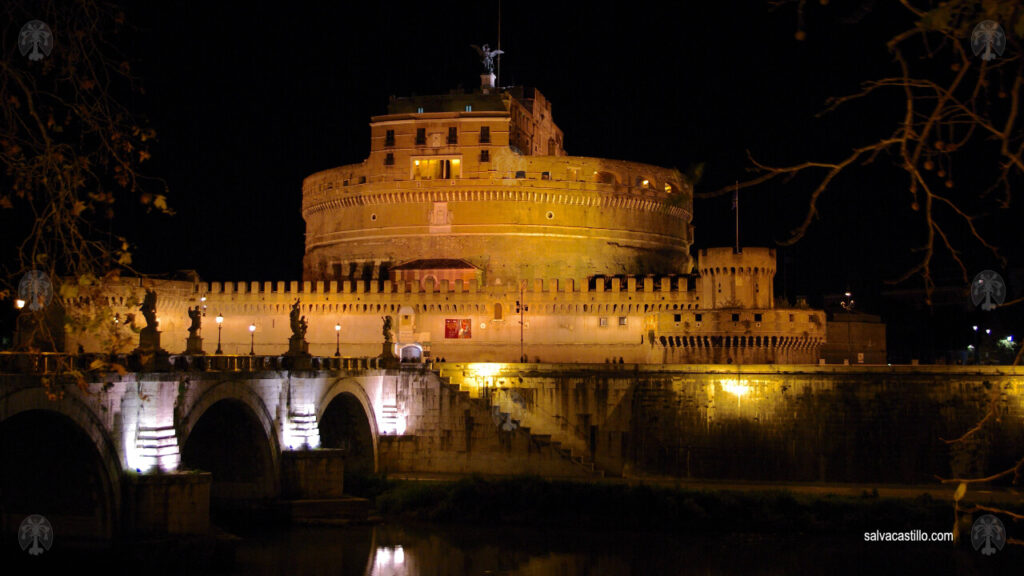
[0,387,121,540]
[318,378,379,473]
[177,381,281,501]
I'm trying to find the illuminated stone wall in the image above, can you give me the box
[63,276,826,364]
[437,364,1024,483]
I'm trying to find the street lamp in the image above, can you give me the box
[215,314,224,354]
[249,323,256,356]
[334,323,341,356]
[14,299,26,310]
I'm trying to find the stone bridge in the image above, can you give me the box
[2,354,1023,544]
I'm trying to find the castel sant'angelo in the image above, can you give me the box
[70,70,827,364]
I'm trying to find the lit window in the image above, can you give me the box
[412,157,462,180]
[599,317,608,327]
[416,106,424,113]
[465,105,472,112]
[618,316,627,326]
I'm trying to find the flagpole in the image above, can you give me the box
[734,180,740,254]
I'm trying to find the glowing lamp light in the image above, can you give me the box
[216,314,224,325]
[972,325,978,332]
[335,323,341,332]
[451,158,460,165]
[1007,336,1014,343]
[249,323,256,333]
[480,322,487,329]
[14,299,26,309]
[414,160,420,166]
[720,379,751,398]
[641,179,649,187]
[986,329,991,335]
[968,345,975,350]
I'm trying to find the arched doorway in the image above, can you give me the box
[0,410,116,542]
[180,399,277,509]
[319,393,375,481]
[400,345,422,363]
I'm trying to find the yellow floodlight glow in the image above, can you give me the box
[720,379,750,398]
[14,299,26,310]
[469,362,505,379]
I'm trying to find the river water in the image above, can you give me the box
[219,522,1017,576]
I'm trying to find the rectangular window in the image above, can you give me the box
[731,313,740,322]
[789,314,794,322]
[385,129,395,147]
[480,150,490,162]
[541,171,551,180]
[416,106,424,114]
[599,317,608,327]
[695,313,702,322]
[480,126,490,143]
[384,153,394,165]
[416,128,426,145]
[515,170,526,179]
[412,157,462,180]
[447,127,458,144]
[618,316,627,326]
[673,314,682,322]
[465,105,472,112]
[754,313,763,322]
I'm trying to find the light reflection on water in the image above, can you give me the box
[224,522,1021,576]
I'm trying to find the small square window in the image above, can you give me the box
[754,313,762,322]
[385,129,395,147]
[618,316,627,326]
[673,314,682,322]
[731,313,740,322]
[465,105,472,112]
[480,149,490,162]
[541,171,550,180]
[695,313,702,322]
[599,317,608,327]
[515,170,526,179]
[415,128,426,145]
[480,126,490,143]
[384,153,394,165]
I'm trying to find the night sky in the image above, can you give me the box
[31,2,1024,359]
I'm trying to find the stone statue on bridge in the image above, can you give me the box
[382,315,393,343]
[187,306,202,337]
[286,298,310,363]
[140,290,158,330]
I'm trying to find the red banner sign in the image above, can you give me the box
[445,319,472,339]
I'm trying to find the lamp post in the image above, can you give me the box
[216,314,224,354]
[335,323,341,356]
[249,323,256,356]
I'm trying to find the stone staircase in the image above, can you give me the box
[434,369,605,477]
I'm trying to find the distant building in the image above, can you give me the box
[821,312,887,365]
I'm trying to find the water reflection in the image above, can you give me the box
[224,521,1022,576]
